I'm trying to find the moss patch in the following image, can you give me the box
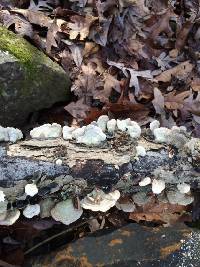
[0,26,49,74]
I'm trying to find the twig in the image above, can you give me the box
[0,259,20,267]
[24,216,98,256]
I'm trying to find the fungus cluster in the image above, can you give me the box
[150,120,188,148]
[0,118,197,226]
[0,126,23,143]
[30,123,62,139]
[28,116,142,146]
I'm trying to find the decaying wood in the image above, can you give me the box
[0,133,199,202]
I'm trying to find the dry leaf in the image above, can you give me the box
[11,8,52,27]
[164,91,191,110]
[64,98,90,120]
[152,87,165,115]
[68,15,97,40]
[155,61,194,82]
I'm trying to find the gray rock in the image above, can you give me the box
[26,223,200,267]
[0,26,71,126]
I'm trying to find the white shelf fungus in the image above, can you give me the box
[116,199,135,212]
[30,123,62,139]
[0,126,23,143]
[127,121,141,139]
[51,199,83,225]
[132,192,152,206]
[25,183,38,197]
[72,126,86,139]
[0,201,8,220]
[136,145,146,157]
[81,189,120,212]
[117,119,128,132]
[23,204,40,218]
[76,125,106,146]
[55,159,63,166]
[0,209,20,226]
[153,126,188,148]
[107,119,117,133]
[63,126,75,140]
[177,183,190,194]
[150,120,160,132]
[139,177,151,187]
[97,115,109,132]
[167,190,194,206]
[152,179,165,194]
[0,190,5,202]
[153,127,171,143]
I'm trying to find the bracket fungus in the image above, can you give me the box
[51,199,83,225]
[62,126,75,140]
[81,189,120,212]
[25,183,38,197]
[0,190,5,202]
[116,198,136,212]
[177,183,190,194]
[139,177,151,187]
[152,179,166,194]
[153,126,189,148]
[0,209,20,226]
[76,125,106,146]
[150,120,160,132]
[23,204,40,218]
[136,145,146,157]
[167,190,194,206]
[0,126,23,143]
[127,121,141,139]
[97,115,109,132]
[55,159,63,166]
[30,123,62,139]
[107,119,117,133]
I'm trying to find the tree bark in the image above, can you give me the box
[0,135,199,201]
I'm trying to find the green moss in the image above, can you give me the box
[0,26,47,73]
[0,26,67,96]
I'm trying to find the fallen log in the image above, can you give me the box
[0,124,199,225]
[0,131,199,197]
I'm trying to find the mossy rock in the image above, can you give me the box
[0,26,71,126]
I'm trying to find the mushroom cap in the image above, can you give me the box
[0,209,20,226]
[81,189,120,212]
[23,204,40,218]
[0,190,5,202]
[139,177,151,186]
[25,183,38,197]
[152,179,165,194]
[167,190,194,206]
[136,145,146,157]
[177,183,190,194]
[51,199,83,225]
